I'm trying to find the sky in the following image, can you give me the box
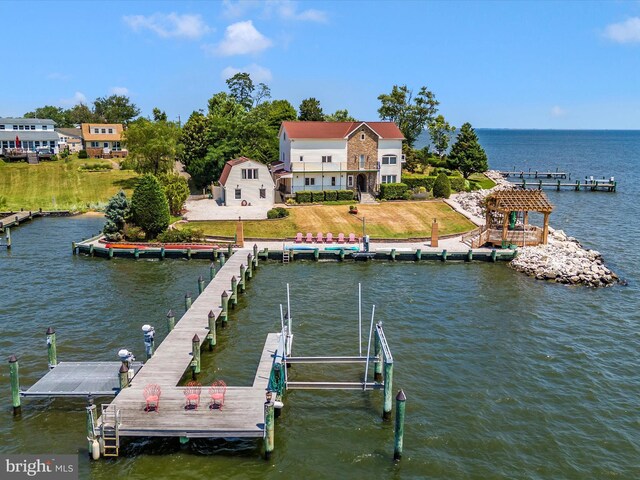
[1,0,640,129]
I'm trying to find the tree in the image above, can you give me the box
[152,108,167,122]
[324,109,357,122]
[93,94,140,124]
[377,85,439,147]
[24,106,71,127]
[298,97,324,121]
[66,103,100,125]
[428,115,456,158]
[179,111,214,189]
[123,118,182,175]
[253,83,271,107]
[159,174,190,216]
[102,191,130,241]
[448,122,488,178]
[130,174,170,239]
[432,172,451,199]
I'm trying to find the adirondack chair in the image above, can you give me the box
[305,232,313,243]
[316,232,324,243]
[294,232,303,243]
[184,381,202,410]
[209,380,227,410]
[326,233,334,243]
[143,384,161,412]
[348,233,357,243]
[337,233,345,244]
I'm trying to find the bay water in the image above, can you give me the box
[0,130,638,479]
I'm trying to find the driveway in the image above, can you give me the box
[184,199,271,220]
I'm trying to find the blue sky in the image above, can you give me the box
[2,0,640,129]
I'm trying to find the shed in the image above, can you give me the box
[219,157,275,207]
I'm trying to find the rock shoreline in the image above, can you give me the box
[455,171,619,287]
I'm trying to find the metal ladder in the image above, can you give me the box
[100,405,121,457]
[282,244,290,263]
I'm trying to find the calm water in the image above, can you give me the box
[1,130,639,479]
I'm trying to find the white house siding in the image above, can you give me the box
[291,172,349,192]
[288,139,347,192]
[279,134,291,170]
[378,139,403,184]
[223,160,275,207]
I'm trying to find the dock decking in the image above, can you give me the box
[0,210,41,231]
[510,179,616,192]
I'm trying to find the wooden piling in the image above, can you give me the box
[134,247,139,259]
[390,248,396,261]
[467,249,473,262]
[219,252,226,266]
[239,265,247,293]
[160,246,165,259]
[314,248,319,261]
[207,310,217,351]
[166,309,175,332]
[441,249,447,262]
[374,334,383,382]
[86,397,98,458]
[198,275,205,294]
[209,262,217,281]
[72,241,76,255]
[221,291,229,327]
[247,253,253,279]
[491,249,497,262]
[415,249,422,261]
[253,244,259,268]
[185,292,192,311]
[227,243,233,257]
[108,247,114,259]
[192,334,201,375]
[46,327,57,369]
[119,363,129,390]
[89,244,94,256]
[8,355,20,415]
[187,248,192,260]
[383,361,394,420]
[394,390,406,461]
[264,400,275,459]
[5,227,11,249]
[231,276,238,308]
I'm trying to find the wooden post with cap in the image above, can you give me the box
[166,309,175,331]
[191,334,201,378]
[394,390,406,461]
[207,310,217,351]
[8,355,20,415]
[221,290,229,327]
[46,327,57,369]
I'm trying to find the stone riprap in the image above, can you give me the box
[509,228,619,287]
[451,170,514,220]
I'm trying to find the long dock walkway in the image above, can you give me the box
[0,210,41,231]
[103,249,282,438]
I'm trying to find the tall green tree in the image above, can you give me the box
[123,118,182,175]
[152,108,167,122]
[428,115,456,158]
[298,97,324,121]
[324,109,357,122]
[130,174,170,239]
[159,174,190,216]
[377,85,439,147]
[24,106,71,127]
[448,122,488,178]
[93,94,140,124]
[179,111,214,189]
[65,103,100,125]
[226,73,255,110]
[102,190,129,241]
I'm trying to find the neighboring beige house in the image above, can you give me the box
[218,157,275,207]
[56,128,83,153]
[80,123,127,158]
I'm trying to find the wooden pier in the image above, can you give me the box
[497,169,568,179]
[0,210,42,231]
[511,179,616,192]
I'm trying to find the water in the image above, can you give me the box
[1,131,639,479]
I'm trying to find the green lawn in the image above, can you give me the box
[186,201,476,239]
[468,173,496,189]
[0,157,138,211]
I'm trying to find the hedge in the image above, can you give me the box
[295,191,312,203]
[380,183,409,200]
[311,191,325,202]
[267,207,290,219]
[402,175,436,191]
[449,177,468,192]
[337,190,355,201]
[324,190,338,201]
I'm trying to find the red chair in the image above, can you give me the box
[316,232,324,243]
[337,233,345,244]
[326,233,334,243]
[304,233,313,243]
[184,381,202,410]
[209,380,227,410]
[294,232,303,243]
[348,233,357,243]
[143,384,161,412]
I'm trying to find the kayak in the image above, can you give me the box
[105,243,148,249]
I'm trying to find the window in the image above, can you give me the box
[35,141,40,147]
[322,155,332,163]
[9,141,15,148]
[359,154,365,168]
[101,128,106,134]
[103,142,109,148]
[113,142,121,151]
[42,125,47,130]
[259,188,266,199]
[49,141,55,147]
[241,168,259,180]
[305,178,315,186]
[19,125,24,130]
[331,176,336,186]
[0,125,4,130]
[13,125,18,130]
[30,125,35,130]
[108,128,113,134]
[382,175,397,184]
[235,189,242,199]
[382,155,397,165]
[91,141,99,148]
[360,132,365,140]
[94,128,99,134]
[347,175,354,187]
[299,155,303,161]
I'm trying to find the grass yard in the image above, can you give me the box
[468,173,496,189]
[0,158,138,211]
[187,201,476,239]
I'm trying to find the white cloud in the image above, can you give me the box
[603,17,640,44]
[110,86,130,95]
[47,72,70,81]
[221,64,272,82]
[222,0,327,23]
[550,106,567,117]
[123,12,211,39]
[209,20,272,56]
[60,91,87,107]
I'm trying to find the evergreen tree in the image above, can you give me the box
[448,122,488,178]
[432,172,451,199]
[130,174,170,239]
[159,174,190,216]
[298,97,324,121]
[102,191,130,241]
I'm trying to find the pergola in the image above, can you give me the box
[484,190,554,246]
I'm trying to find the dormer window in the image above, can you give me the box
[42,125,47,130]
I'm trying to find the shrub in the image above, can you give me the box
[285,198,296,205]
[311,191,325,202]
[324,190,338,201]
[103,190,130,241]
[402,174,436,191]
[119,158,136,170]
[449,177,468,192]
[79,163,113,172]
[267,207,290,219]
[433,173,451,199]
[337,190,355,201]
[130,174,170,239]
[379,183,409,200]
[78,150,88,159]
[124,224,145,241]
[158,173,189,216]
[157,226,204,243]
[295,191,312,203]
[60,149,69,159]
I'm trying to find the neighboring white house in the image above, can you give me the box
[56,127,83,153]
[0,117,59,154]
[218,157,275,207]
[277,121,404,196]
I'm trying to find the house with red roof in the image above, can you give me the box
[277,121,405,197]
[218,157,275,207]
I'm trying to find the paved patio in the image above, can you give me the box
[184,199,271,221]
